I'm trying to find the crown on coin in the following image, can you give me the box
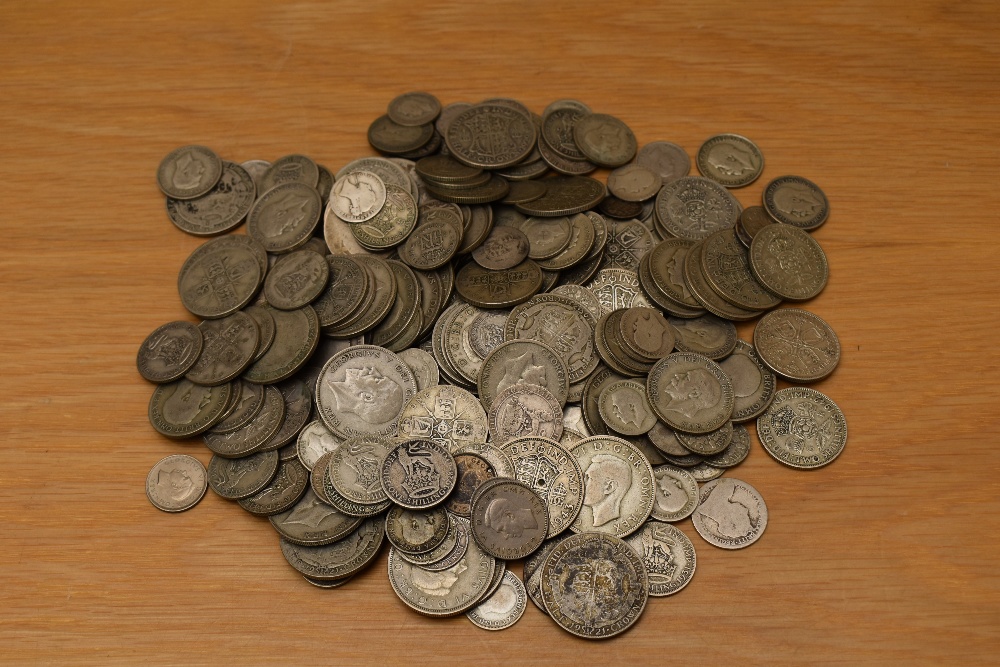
[644,543,677,579]
[401,457,440,498]
[674,185,704,203]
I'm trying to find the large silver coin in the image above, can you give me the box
[646,352,734,434]
[757,387,847,469]
[397,385,488,453]
[500,436,583,538]
[754,308,841,382]
[569,435,654,538]
[387,537,497,617]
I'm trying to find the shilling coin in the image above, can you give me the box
[247,182,322,254]
[701,228,782,311]
[599,379,658,436]
[477,339,569,411]
[368,114,434,155]
[669,314,738,360]
[625,521,697,596]
[762,175,830,230]
[207,450,279,500]
[177,236,263,319]
[472,225,530,271]
[260,154,319,191]
[757,387,847,469]
[655,176,741,241]
[749,223,829,301]
[705,424,751,468]
[754,308,841,382]
[269,488,362,547]
[505,293,598,384]
[145,454,208,512]
[397,385,488,453]
[569,435,655,538]
[607,164,662,202]
[696,133,764,188]
[137,321,203,383]
[237,458,309,516]
[573,113,637,167]
[446,103,537,169]
[515,176,605,218]
[329,435,393,506]
[280,515,384,580]
[718,340,777,422]
[675,421,734,456]
[322,465,392,518]
[202,385,285,457]
[471,478,549,559]
[646,352,734,434]
[185,312,259,386]
[296,420,342,471]
[263,250,329,310]
[489,383,564,445]
[600,220,655,272]
[536,212,596,272]
[157,145,222,200]
[618,307,675,360]
[388,91,442,127]
[350,183,418,251]
[692,477,767,549]
[314,345,416,439]
[500,436,583,537]
[381,438,458,509]
[148,379,232,439]
[396,347,440,392]
[636,141,691,183]
[243,306,320,385]
[540,532,648,639]
[329,170,387,224]
[165,161,256,236]
[466,570,527,631]
[385,506,450,554]
[650,465,699,522]
[446,453,497,517]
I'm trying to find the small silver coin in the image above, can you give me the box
[466,570,527,631]
[625,521,697,596]
[692,477,767,549]
[146,455,208,512]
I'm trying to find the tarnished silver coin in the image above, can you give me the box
[702,228,782,311]
[472,225,530,271]
[540,532,648,639]
[719,340,777,422]
[687,461,726,482]
[754,308,841,382]
[177,236,263,319]
[757,387,847,469]
[322,465,392,518]
[165,161,256,236]
[370,260,422,349]
[157,145,222,200]
[242,306,319,385]
[145,454,208,512]
[325,256,397,338]
[762,175,829,230]
[263,250,329,310]
[237,458,309,516]
[280,515,384,580]
[551,284,603,321]
[368,115,434,155]
[692,477,767,549]
[397,385,488,453]
[569,435,654,538]
[388,91,441,127]
[202,385,284,457]
[466,570,526,631]
[269,488,362,547]
[209,381,265,434]
[207,450,279,500]
[336,156,410,192]
[587,268,652,312]
[310,451,336,504]
[443,305,507,385]
[500,436,583,537]
[137,321,203,383]
[397,512,458,566]
[247,182,322,254]
[350,183,418,251]
[471,478,549,560]
[749,223,829,301]
[260,154,319,191]
[313,255,368,330]
[625,521,696,596]
[536,212,597,272]
[302,574,353,589]
[446,453,497,518]
[696,133,764,188]
[669,314,738,360]
[385,506,450,554]
[329,170,387,224]
[398,217,461,271]
[705,424,751,468]
[646,352,734,434]
[454,259,543,309]
[683,239,763,322]
[650,465,699,522]
[646,420,691,456]
[489,383,564,445]
[315,345,416,439]
[515,176,605,218]
[607,164,662,202]
[267,379,313,450]
[446,103,537,169]
[185,312,259,386]
[676,421,733,456]
[453,442,516,480]
[296,420,342,471]
[396,347,440,392]
[329,434,393,506]
[646,239,706,312]
[636,141,690,183]
[505,293,598,384]
[599,379,658,436]
[573,113,636,167]
[600,219,655,272]
[477,339,569,411]
[148,379,232,439]
[381,438,457,509]
[655,176,741,241]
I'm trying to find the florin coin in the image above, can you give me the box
[625,521,696,596]
[655,176,741,242]
[754,308,841,382]
[177,236,263,319]
[757,387,847,469]
[145,454,208,512]
[397,385,488,453]
[692,477,767,549]
[718,340,777,422]
[749,223,829,301]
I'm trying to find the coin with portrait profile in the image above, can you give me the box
[148,379,232,439]
[568,435,654,539]
[646,352,734,434]
[137,321,203,384]
[649,465,699,522]
[146,454,208,512]
[692,477,767,549]
[157,145,222,200]
[470,478,548,560]
[329,170,387,224]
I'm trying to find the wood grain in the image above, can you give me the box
[1,1,999,664]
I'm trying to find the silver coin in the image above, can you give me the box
[692,477,767,549]
[489,383,564,445]
[718,340,777,422]
[329,170,387,224]
[296,420,342,471]
[500,436,583,537]
[387,536,497,617]
[655,176,741,241]
[157,145,222,200]
[397,385,488,453]
[669,314,738,360]
[329,434,393,506]
[269,488,362,547]
[380,438,457,509]
[207,450,279,500]
[636,141,690,183]
[147,380,232,439]
[646,352,734,434]
[625,521,696,596]
[396,347,440,392]
[477,339,569,411]
[145,454,208,512]
[650,465,699,522]
[754,308,841,382]
[136,321,203,384]
[696,133,764,188]
[279,515,384,580]
[247,182,322,254]
[466,570,527,631]
[757,387,847,469]
[569,435,654,539]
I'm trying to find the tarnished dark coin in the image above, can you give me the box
[696,133,764,188]
[310,451,336,503]
[478,339,569,411]
[718,340,776,422]
[655,176,741,241]
[471,478,549,559]
[413,264,452,341]
[647,352,734,434]
[302,575,353,589]
[381,438,457,509]
[370,260,422,348]
[762,175,830,230]
[416,154,483,183]
[646,238,707,312]
[537,212,596,272]
[625,521,696,597]
[607,164,662,202]
[472,225,530,270]
[598,195,644,220]
[260,154,319,192]
[538,134,597,175]
[598,379,658,436]
[247,182,322,254]
[502,179,547,204]
[137,321,203,383]
[165,161,256,236]
[736,205,775,247]
[580,365,624,435]
[388,91,442,127]
[636,141,691,183]
[618,307,675,360]
[573,113,637,167]
[207,449,279,500]
[684,238,762,320]
[146,454,209,512]
[243,306,319,385]
[467,570,527,631]
[705,424,751,468]
[519,216,572,260]
[202,385,285,457]
[675,420,733,456]
[489,383,564,445]
[398,218,461,270]
[668,314,738,360]
[185,312,259,386]
[312,255,368,329]
[701,228,782,311]
[237,458,309,516]
[446,103,537,169]
[757,387,847,469]
[453,442,516,479]
[397,385,488,453]
[396,512,458,566]
[148,379,232,439]
[693,477,767,549]
[209,380,265,434]
[505,293,598,384]
[540,532,648,639]
[259,379,310,451]
[157,145,222,200]
[177,236,263,319]
[263,250,329,310]
[269,487,362,546]
[445,453,497,517]
[646,420,691,457]
[280,515,384,579]
[350,184,417,251]
[749,223,829,301]
[754,308,841,382]
[515,176,605,217]
[650,465,699,522]
[424,174,510,205]
[569,435,655,538]
[385,506,450,554]
[455,259,542,309]
[368,114,434,155]
[500,436,583,537]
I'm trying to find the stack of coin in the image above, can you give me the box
[142,93,847,639]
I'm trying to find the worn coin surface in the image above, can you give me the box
[696,133,764,188]
[209,381,265,434]
[573,113,636,167]
[329,434,393,506]
[185,312,259,386]
[625,521,696,596]
[762,175,830,230]
[269,487,362,547]
[329,170,387,224]
[455,259,542,309]
[368,114,434,155]
[601,220,655,272]
[260,154,319,191]
[646,420,691,456]
[385,506,450,554]
[675,421,733,456]
[587,268,652,312]
[398,218,461,270]
[737,205,775,247]
[446,103,536,169]
[505,293,598,383]
[202,384,285,457]
[668,314,738,360]
[719,340,777,422]
[296,420,342,471]
[607,164,662,202]
[619,307,675,360]
[397,385,489,453]
[569,435,655,538]
[650,465,699,522]
[453,442,516,480]
[207,450,279,500]
[243,306,319,385]
[146,454,209,512]
[157,145,222,200]
[636,141,691,183]
[280,515,384,580]
[388,91,441,126]
[247,182,321,253]
[263,250,329,310]
[396,347,440,392]
[351,184,418,251]
[466,570,527,631]
[165,161,256,236]
[237,458,309,516]
[177,236,263,319]
[472,225,530,271]
[137,321,203,383]
[471,478,549,560]
[645,239,706,312]
[477,339,569,411]
[701,228,782,311]
[647,352,734,434]
[381,438,458,509]
[705,424,751,468]
[500,436,583,537]
[148,379,232,439]
[757,387,847,469]
[540,532,648,639]
[655,176,741,241]
[754,308,841,382]
[598,379,658,436]
[749,223,829,301]
[692,477,768,549]
[489,383,564,445]
[312,255,367,329]
[515,176,606,218]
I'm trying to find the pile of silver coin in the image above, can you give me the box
[140,92,846,638]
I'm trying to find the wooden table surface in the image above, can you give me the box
[2,1,998,664]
